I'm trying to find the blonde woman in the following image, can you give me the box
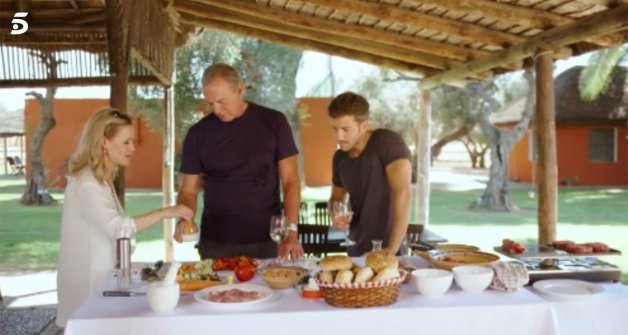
[56,108,192,327]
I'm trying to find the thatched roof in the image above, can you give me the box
[1,0,627,89]
[0,109,24,137]
[554,65,627,124]
[496,66,627,125]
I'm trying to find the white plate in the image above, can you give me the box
[533,279,604,300]
[193,284,273,307]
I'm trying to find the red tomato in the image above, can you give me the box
[234,264,256,282]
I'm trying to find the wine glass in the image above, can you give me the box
[269,215,287,261]
[332,201,355,247]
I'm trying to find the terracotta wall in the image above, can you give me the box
[298,97,336,187]
[509,125,628,186]
[24,99,162,188]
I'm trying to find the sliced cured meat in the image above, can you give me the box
[551,240,575,250]
[501,239,525,254]
[585,242,610,253]
[208,289,266,303]
[565,244,593,254]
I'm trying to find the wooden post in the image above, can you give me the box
[163,84,175,261]
[106,0,130,206]
[415,89,431,227]
[535,52,558,245]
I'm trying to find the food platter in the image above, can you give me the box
[193,284,273,307]
[494,245,621,259]
[532,279,604,300]
[428,251,500,270]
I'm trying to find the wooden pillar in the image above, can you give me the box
[163,84,175,261]
[535,52,558,245]
[415,89,432,227]
[106,0,130,206]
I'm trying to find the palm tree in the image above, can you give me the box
[578,44,627,101]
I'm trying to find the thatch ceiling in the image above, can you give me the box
[496,66,627,125]
[1,0,627,88]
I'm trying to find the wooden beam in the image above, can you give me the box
[413,0,622,47]
[179,13,437,76]
[69,0,79,11]
[176,1,472,73]
[0,76,161,88]
[106,0,131,205]
[20,24,105,32]
[303,0,525,48]
[0,8,103,19]
[535,53,557,245]
[415,89,431,229]
[182,0,493,64]
[420,4,628,89]
[162,84,175,261]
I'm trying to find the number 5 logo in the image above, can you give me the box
[11,12,29,35]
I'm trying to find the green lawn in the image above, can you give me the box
[1,177,626,283]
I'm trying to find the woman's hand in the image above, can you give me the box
[161,204,193,220]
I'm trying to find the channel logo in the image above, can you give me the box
[11,12,29,35]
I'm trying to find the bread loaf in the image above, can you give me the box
[365,250,399,272]
[320,255,353,272]
[320,271,335,283]
[335,269,354,283]
[372,266,400,282]
[353,267,375,283]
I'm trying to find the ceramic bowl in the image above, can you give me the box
[411,269,453,296]
[259,266,308,289]
[452,265,494,292]
[147,282,180,312]
[429,251,500,271]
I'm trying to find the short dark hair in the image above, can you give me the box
[327,91,369,121]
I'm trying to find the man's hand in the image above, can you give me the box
[280,233,304,260]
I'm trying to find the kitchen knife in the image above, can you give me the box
[103,290,146,297]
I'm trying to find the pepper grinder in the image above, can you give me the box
[116,237,132,290]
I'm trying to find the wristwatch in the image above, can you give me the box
[287,223,298,233]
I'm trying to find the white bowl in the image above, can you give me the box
[453,265,494,292]
[411,269,453,296]
[181,232,199,242]
[147,282,180,312]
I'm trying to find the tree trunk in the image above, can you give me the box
[430,125,469,165]
[21,89,57,205]
[468,70,536,212]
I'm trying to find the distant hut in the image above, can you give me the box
[502,66,627,186]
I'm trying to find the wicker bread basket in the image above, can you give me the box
[315,271,406,308]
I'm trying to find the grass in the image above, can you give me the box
[1,176,627,284]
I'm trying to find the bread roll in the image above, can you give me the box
[351,262,361,273]
[365,250,399,272]
[335,269,354,283]
[372,266,400,282]
[320,255,353,272]
[354,267,375,283]
[320,271,335,283]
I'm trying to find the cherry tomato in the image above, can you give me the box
[234,264,256,282]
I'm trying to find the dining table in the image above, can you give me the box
[65,256,628,335]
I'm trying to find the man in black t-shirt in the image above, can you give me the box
[328,92,412,256]
[174,63,303,260]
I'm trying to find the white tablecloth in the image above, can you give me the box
[65,258,628,335]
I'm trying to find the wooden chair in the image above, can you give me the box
[313,201,330,226]
[6,156,24,175]
[298,202,309,224]
[406,224,425,244]
[298,224,346,257]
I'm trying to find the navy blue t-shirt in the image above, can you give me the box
[180,103,298,244]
